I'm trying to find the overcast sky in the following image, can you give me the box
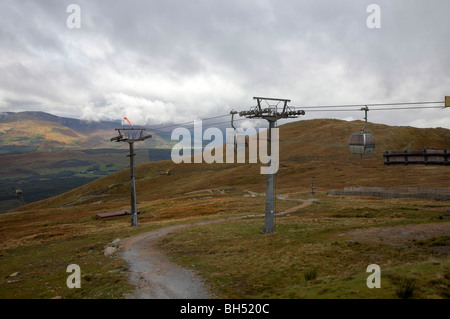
[0,0,449,129]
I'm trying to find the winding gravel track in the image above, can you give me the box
[121,224,214,299]
[121,197,313,299]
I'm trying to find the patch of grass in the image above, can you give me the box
[394,277,417,299]
[415,236,450,247]
[304,268,318,281]
[0,235,134,299]
[159,196,450,298]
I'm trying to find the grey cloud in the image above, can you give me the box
[0,0,449,127]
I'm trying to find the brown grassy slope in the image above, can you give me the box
[0,117,171,150]
[276,118,450,191]
[0,119,116,150]
[14,118,449,211]
[279,118,450,160]
[2,118,448,298]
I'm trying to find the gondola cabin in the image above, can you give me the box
[348,131,375,154]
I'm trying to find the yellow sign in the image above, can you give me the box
[446,96,450,107]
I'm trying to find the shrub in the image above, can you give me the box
[395,277,416,299]
[304,268,318,281]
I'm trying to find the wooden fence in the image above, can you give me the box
[384,149,450,165]
[327,186,450,201]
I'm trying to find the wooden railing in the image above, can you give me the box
[383,149,449,165]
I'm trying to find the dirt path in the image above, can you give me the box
[121,224,214,299]
[277,198,314,216]
[120,196,313,299]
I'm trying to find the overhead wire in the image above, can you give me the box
[299,106,444,112]
[144,113,230,132]
[111,100,446,134]
[288,101,445,116]
[296,101,444,109]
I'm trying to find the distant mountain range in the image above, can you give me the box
[0,111,173,153]
[0,111,177,213]
[0,111,119,132]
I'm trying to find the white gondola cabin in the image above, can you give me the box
[348,106,375,154]
[348,131,375,154]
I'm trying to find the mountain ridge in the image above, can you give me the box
[0,111,120,132]
[0,111,172,153]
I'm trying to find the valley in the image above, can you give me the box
[0,112,173,213]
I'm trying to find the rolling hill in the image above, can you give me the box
[19,118,450,211]
[0,111,172,153]
[1,118,449,299]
